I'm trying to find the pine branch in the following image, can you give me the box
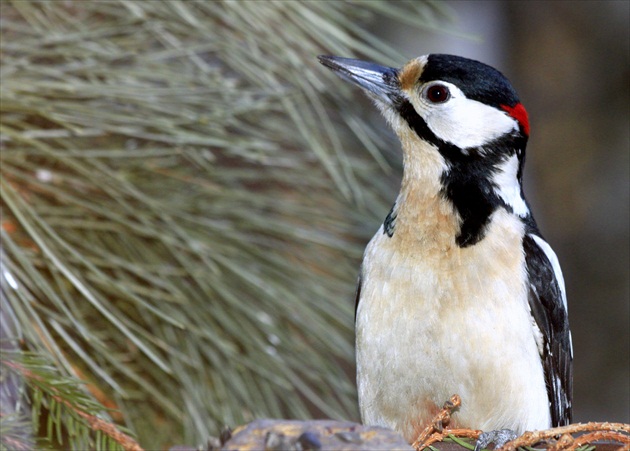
[1,352,140,451]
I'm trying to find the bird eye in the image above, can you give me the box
[425,84,450,103]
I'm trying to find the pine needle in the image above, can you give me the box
[1,0,449,447]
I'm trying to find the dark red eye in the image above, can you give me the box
[425,84,450,103]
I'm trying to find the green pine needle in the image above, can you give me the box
[1,0,449,447]
[1,350,130,450]
[446,434,476,450]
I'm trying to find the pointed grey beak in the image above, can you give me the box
[318,55,400,106]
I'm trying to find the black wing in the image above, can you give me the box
[523,233,573,426]
[354,272,362,321]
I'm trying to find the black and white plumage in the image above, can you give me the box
[319,54,572,442]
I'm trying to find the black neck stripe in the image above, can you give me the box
[396,99,528,247]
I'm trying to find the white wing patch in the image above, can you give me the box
[529,233,572,358]
[530,234,567,310]
[530,315,545,356]
[493,154,529,217]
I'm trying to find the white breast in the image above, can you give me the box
[355,209,551,441]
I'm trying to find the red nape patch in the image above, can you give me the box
[501,103,530,136]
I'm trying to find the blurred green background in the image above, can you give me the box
[1,1,628,449]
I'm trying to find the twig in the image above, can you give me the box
[418,428,481,450]
[71,406,144,451]
[411,394,629,451]
[412,394,482,451]
[501,422,630,450]
[412,394,461,449]
[568,431,630,450]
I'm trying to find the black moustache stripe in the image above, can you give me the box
[397,100,443,149]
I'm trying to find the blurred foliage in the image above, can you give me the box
[0,1,448,448]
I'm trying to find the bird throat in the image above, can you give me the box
[388,113,520,248]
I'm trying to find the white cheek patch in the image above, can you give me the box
[492,154,529,217]
[415,84,519,149]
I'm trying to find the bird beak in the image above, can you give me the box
[318,55,400,107]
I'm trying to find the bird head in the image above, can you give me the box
[318,54,529,149]
[319,54,533,246]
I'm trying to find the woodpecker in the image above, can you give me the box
[318,54,573,447]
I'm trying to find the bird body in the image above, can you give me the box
[357,181,549,440]
[319,54,572,443]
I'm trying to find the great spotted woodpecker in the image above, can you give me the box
[319,54,573,447]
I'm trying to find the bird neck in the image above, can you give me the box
[395,132,528,247]
[392,136,461,247]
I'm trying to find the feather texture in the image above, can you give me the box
[524,234,573,425]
